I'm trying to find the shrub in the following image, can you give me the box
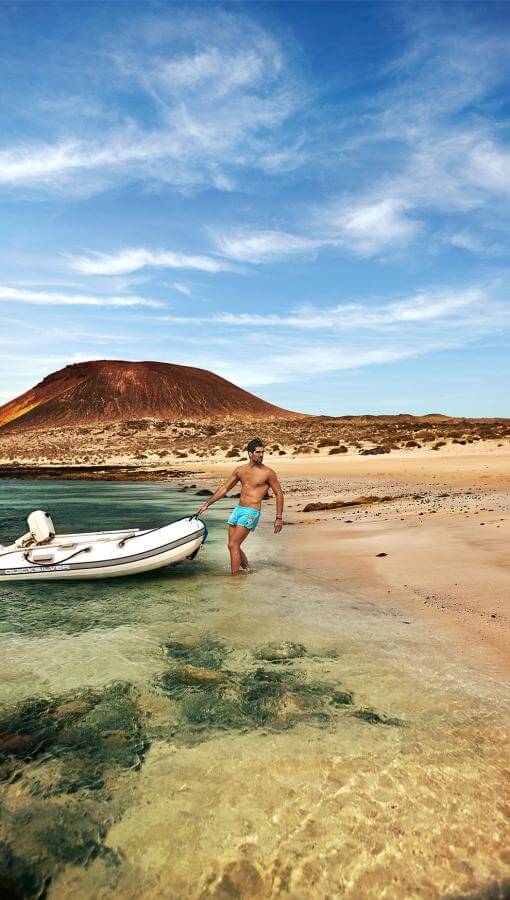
[317,438,340,448]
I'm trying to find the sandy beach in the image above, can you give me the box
[179,441,510,680]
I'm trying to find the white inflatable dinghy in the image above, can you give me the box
[0,510,207,581]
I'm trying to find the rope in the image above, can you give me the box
[118,515,204,547]
[117,527,159,547]
[23,547,91,567]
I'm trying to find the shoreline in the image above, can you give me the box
[2,443,509,681]
[0,464,198,481]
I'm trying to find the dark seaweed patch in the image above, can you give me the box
[157,639,355,738]
[11,803,107,867]
[0,681,147,898]
[157,638,402,741]
[0,682,148,790]
[0,841,44,900]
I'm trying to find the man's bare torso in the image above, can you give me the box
[235,463,274,509]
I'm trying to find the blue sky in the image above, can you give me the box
[1,1,509,416]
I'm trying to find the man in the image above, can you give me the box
[196,437,284,575]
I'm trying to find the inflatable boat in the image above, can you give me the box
[0,510,207,582]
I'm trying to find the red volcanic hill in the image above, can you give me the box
[0,360,299,430]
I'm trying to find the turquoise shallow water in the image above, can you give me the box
[0,480,509,899]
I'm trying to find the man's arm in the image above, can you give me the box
[196,470,240,516]
[267,470,284,533]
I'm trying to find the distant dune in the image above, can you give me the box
[0,360,298,430]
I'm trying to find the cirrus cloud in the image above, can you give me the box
[0,285,163,308]
[67,247,233,276]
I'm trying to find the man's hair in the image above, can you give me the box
[246,437,264,455]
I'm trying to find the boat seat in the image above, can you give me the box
[27,510,56,544]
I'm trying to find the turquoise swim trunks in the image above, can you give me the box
[228,505,261,531]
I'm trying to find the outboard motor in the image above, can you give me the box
[27,510,55,544]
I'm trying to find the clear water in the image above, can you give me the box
[0,480,509,899]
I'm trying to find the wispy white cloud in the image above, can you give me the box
[206,341,446,387]
[7,279,86,288]
[173,282,191,297]
[158,287,486,331]
[326,198,419,256]
[448,230,506,257]
[465,140,510,196]
[212,199,419,265]
[0,285,163,308]
[0,11,305,196]
[326,14,510,258]
[148,281,509,387]
[67,247,233,276]
[214,229,318,264]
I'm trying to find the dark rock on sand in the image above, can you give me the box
[331,690,354,706]
[359,446,391,455]
[302,495,394,513]
[196,488,213,496]
[352,708,404,727]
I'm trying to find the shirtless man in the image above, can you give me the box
[196,437,284,575]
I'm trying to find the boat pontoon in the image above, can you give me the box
[0,510,207,581]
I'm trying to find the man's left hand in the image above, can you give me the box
[274,518,283,534]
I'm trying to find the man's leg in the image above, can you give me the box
[227,524,251,575]
[227,525,249,570]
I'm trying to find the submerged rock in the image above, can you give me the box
[254,641,307,661]
[167,665,226,688]
[163,638,228,671]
